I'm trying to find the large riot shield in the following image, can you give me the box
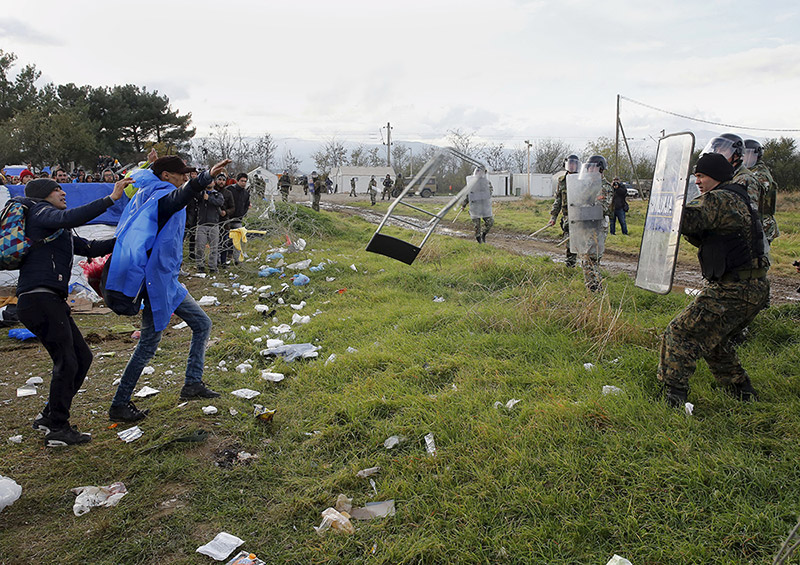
[464,172,492,219]
[567,170,605,256]
[635,132,695,294]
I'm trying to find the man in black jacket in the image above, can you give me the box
[195,174,225,272]
[18,177,130,446]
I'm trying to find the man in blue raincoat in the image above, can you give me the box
[106,153,231,422]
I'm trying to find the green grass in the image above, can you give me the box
[1,203,800,564]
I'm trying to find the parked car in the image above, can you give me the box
[622,182,639,198]
[407,177,439,197]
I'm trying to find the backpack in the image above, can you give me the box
[0,197,63,270]
[100,256,144,316]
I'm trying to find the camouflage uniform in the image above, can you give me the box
[349,177,357,197]
[750,161,779,243]
[657,183,770,398]
[732,163,761,213]
[579,179,613,292]
[550,173,577,267]
[310,174,321,212]
[278,174,291,202]
[381,176,393,200]
[368,177,377,205]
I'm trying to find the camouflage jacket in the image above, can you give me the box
[681,182,766,272]
[550,173,613,220]
[732,164,761,213]
[750,161,777,216]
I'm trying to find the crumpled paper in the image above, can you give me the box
[71,482,128,516]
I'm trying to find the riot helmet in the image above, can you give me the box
[564,154,580,174]
[585,155,607,173]
[701,133,744,165]
[743,139,763,168]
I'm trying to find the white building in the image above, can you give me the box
[511,173,557,198]
[329,166,396,194]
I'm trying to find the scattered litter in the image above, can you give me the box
[277,298,285,304]
[117,426,143,443]
[260,343,319,362]
[383,435,406,449]
[8,328,36,341]
[326,277,336,282]
[309,263,325,272]
[0,475,22,512]
[172,321,188,329]
[134,386,160,398]
[265,338,284,348]
[314,507,355,535]
[684,288,701,296]
[369,478,378,496]
[267,252,284,260]
[350,500,396,520]
[292,274,310,286]
[260,371,285,383]
[287,259,311,270]
[356,466,380,478]
[349,264,358,271]
[194,272,207,278]
[602,385,623,396]
[7,435,22,444]
[25,376,43,386]
[336,288,347,294]
[197,296,219,306]
[226,551,265,565]
[325,354,337,365]
[335,494,352,513]
[270,324,292,334]
[141,366,155,376]
[112,378,121,386]
[685,402,694,416]
[606,555,633,565]
[165,370,174,376]
[247,326,260,333]
[290,301,306,310]
[583,362,595,372]
[433,296,445,303]
[97,352,116,358]
[202,406,218,415]
[253,405,276,422]
[254,304,270,313]
[16,385,37,397]
[235,363,253,373]
[258,267,282,277]
[611,357,620,364]
[177,402,188,408]
[71,482,127,516]
[291,313,310,325]
[211,282,226,288]
[231,389,260,400]
[286,238,306,252]
[229,408,238,416]
[196,532,245,561]
[505,398,521,409]
[108,423,118,429]
[424,433,437,456]
[237,451,258,463]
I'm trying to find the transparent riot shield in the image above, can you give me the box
[366,147,486,265]
[635,132,695,294]
[464,168,492,219]
[566,170,605,256]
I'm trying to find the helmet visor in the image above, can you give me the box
[701,137,736,161]
[565,157,580,173]
[742,147,758,168]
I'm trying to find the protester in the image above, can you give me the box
[195,174,226,272]
[102,169,116,183]
[19,169,34,184]
[610,178,629,235]
[51,168,69,183]
[107,154,232,422]
[18,177,131,446]
[658,153,769,407]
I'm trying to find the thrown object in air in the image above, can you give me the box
[366,147,488,264]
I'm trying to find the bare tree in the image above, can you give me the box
[483,143,510,171]
[349,144,370,167]
[280,147,301,176]
[391,143,411,175]
[311,137,347,174]
[509,145,527,174]
[366,146,384,167]
[194,123,277,173]
[249,133,277,171]
[532,139,574,174]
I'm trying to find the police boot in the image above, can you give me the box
[476,236,482,244]
[663,385,688,408]
[727,377,759,402]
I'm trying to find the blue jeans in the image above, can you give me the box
[611,208,628,235]
[111,293,211,407]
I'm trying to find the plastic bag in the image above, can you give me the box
[0,475,22,513]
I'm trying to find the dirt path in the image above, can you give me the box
[311,194,800,306]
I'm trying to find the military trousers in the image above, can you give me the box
[658,278,769,393]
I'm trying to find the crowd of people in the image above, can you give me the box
[4,130,786,446]
[0,163,123,186]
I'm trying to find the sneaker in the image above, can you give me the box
[32,412,54,433]
[45,425,91,447]
[728,378,759,402]
[180,381,220,400]
[664,386,688,408]
[109,401,149,422]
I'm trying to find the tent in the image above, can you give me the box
[247,167,279,198]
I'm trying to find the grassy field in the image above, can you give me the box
[1,201,800,564]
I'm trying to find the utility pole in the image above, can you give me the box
[524,140,532,197]
[384,122,392,168]
[615,94,620,178]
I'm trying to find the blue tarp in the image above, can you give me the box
[6,183,128,225]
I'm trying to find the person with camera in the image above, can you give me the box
[610,178,629,235]
[195,174,226,272]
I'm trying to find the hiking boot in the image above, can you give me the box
[45,425,91,447]
[480,234,486,243]
[109,401,149,423]
[728,378,759,402]
[180,381,220,400]
[32,412,54,433]
[664,386,688,408]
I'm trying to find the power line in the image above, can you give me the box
[620,95,800,133]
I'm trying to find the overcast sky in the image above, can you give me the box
[3,0,799,156]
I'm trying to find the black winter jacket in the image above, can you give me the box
[17,196,116,297]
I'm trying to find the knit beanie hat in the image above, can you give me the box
[694,153,734,182]
[25,178,61,199]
